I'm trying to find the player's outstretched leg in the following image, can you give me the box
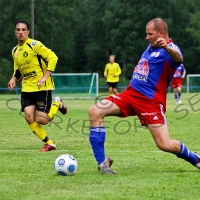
[89,127,115,174]
[98,157,113,172]
[54,96,67,115]
[193,153,200,169]
[177,142,200,169]
[99,157,115,174]
[149,124,200,169]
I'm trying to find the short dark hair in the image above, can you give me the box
[15,20,30,30]
[147,18,168,33]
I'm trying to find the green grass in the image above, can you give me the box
[0,93,200,200]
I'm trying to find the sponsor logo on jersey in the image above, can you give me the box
[133,58,149,82]
[134,58,149,76]
[23,70,37,79]
[32,41,37,46]
[150,52,160,57]
[132,74,147,82]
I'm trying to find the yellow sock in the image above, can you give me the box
[48,102,60,120]
[29,121,53,145]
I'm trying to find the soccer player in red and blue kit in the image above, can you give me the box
[171,63,186,104]
[88,18,200,174]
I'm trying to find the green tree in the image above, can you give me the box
[34,0,78,73]
[0,0,200,89]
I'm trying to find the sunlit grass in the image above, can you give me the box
[0,93,200,200]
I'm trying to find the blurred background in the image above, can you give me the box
[0,0,200,94]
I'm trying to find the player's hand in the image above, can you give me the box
[104,75,107,78]
[155,38,167,49]
[8,77,17,91]
[113,74,117,77]
[37,71,51,89]
[37,76,47,89]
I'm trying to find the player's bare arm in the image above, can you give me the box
[155,38,183,63]
[182,70,186,78]
[8,76,17,91]
[164,45,183,63]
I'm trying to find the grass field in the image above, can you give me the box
[0,93,200,200]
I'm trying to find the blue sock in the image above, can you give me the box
[177,142,198,165]
[89,127,106,165]
[174,93,178,100]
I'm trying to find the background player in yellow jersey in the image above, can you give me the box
[8,20,67,152]
[104,55,121,95]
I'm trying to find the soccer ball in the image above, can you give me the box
[54,154,78,176]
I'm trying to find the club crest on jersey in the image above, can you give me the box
[32,41,37,46]
[23,51,28,57]
[151,52,160,57]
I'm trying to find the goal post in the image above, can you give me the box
[186,74,200,93]
[51,73,99,99]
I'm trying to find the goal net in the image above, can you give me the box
[52,73,99,99]
[186,74,200,93]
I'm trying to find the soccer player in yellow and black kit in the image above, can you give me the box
[104,55,121,95]
[8,20,67,152]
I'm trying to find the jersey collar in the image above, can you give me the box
[167,38,173,44]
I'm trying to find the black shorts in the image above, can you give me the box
[21,90,52,113]
[107,82,118,89]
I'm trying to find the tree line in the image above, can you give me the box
[0,0,200,87]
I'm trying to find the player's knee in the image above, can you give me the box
[35,112,50,125]
[156,143,170,152]
[89,105,99,119]
[25,115,35,124]
[88,105,105,120]
[37,119,48,125]
[36,115,49,125]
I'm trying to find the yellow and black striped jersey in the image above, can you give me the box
[12,38,58,92]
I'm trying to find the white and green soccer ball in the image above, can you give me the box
[54,154,78,176]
